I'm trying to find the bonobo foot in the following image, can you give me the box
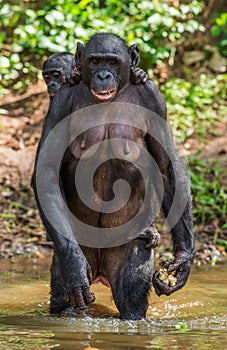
[139,225,160,249]
[50,296,70,315]
[60,306,88,317]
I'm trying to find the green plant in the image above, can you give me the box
[161,74,227,143]
[0,0,205,91]
[211,11,227,57]
[216,238,227,252]
[189,156,227,226]
[175,322,188,329]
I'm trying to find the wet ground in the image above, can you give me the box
[0,256,226,349]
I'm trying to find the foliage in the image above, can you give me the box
[175,322,188,329]
[0,1,226,234]
[211,11,227,57]
[0,0,205,90]
[189,156,227,227]
[216,238,227,252]
[161,74,227,143]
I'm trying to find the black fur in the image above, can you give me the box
[33,33,194,319]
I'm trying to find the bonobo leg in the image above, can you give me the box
[104,239,154,320]
[49,251,70,314]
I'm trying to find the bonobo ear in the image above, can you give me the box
[75,42,84,69]
[128,44,140,68]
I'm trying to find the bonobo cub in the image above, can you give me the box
[33,33,194,320]
[42,50,148,99]
[42,52,79,99]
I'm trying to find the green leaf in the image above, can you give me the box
[211,25,222,37]
[175,322,188,329]
[45,10,65,25]
[0,56,10,68]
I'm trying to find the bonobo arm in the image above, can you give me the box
[145,94,194,296]
[32,85,95,309]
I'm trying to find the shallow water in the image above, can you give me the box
[0,256,226,349]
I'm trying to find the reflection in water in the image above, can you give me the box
[0,257,226,349]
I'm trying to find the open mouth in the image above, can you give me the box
[91,88,117,102]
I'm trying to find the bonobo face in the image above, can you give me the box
[77,34,131,103]
[42,68,65,98]
[88,54,121,102]
[42,52,75,98]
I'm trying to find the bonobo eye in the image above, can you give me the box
[90,58,99,65]
[53,72,61,79]
[43,74,49,81]
[108,58,118,66]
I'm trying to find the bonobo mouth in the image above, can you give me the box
[49,92,55,98]
[91,88,117,102]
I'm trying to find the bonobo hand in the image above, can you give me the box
[67,67,82,85]
[152,250,194,296]
[59,245,95,310]
[65,261,95,310]
[130,67,148,84]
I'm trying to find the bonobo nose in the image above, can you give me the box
[97,70,112,80]
[48,81,56,87]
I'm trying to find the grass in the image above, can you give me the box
[189,156,227,227]
[161,74,227,143]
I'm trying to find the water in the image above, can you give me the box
[0,256,226,349]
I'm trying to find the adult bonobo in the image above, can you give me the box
[33,33,194,320]
[42,51,148,99]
